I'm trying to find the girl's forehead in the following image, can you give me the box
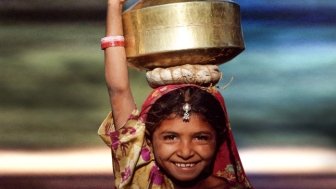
[155,114,215,133]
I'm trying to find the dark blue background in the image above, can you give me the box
[221,0,336,148]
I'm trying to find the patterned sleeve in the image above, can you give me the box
[97,112,114,146]
[98,110,154,188]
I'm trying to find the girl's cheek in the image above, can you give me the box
[153,143,177,158]
[195,144,216,157]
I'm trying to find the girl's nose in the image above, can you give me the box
[176,140,195,159]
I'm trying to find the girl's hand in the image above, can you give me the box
[107,0,126,13]
[107,0,126,5]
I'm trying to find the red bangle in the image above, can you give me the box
[101,35,125,50]
[101,40,125,50]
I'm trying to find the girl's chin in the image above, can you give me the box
[168,171,210,187]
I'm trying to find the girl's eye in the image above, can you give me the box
[163,135,177,141]
[194,135,210,141]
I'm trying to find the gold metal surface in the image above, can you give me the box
[123,0,244,70]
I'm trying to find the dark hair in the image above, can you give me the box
[145,86,227,145]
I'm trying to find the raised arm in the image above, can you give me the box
[104,0,135,130]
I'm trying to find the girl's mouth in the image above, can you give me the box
[174,162,196,168]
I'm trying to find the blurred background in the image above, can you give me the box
[0,0,335,188]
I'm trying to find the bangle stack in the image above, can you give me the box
[101,35,125,50]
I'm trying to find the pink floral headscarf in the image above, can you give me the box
[139,84,253,188]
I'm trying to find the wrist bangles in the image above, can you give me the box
[101,35,125,50]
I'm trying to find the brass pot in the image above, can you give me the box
[123,0,244,70]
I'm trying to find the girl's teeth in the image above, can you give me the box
[175,163,195,168]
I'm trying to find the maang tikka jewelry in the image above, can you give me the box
[182,103,191,122]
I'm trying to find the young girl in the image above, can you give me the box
[98,0,253,188]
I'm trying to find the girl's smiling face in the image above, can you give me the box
[152,113,217,182]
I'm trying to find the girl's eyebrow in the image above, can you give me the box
[159,131,213,135]
[193,131,214,135]
[160,131,178,135]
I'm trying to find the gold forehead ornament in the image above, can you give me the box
[182,102,192,122]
